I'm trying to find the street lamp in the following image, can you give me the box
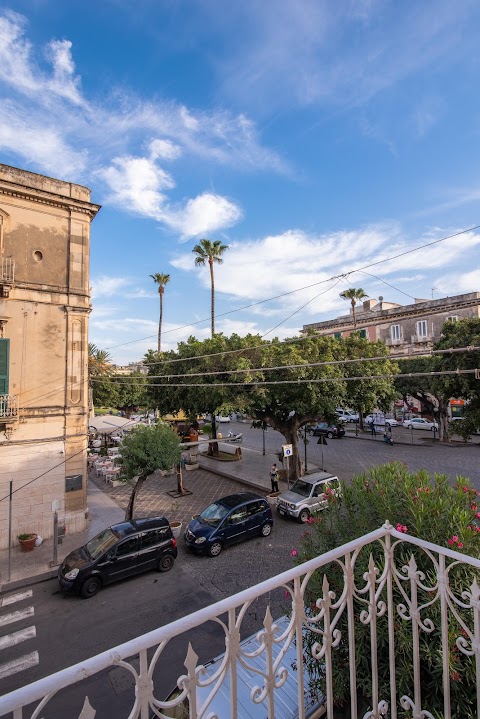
[262,422,266,456]
[303,425,308,472]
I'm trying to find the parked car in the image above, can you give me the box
[403,417,439,431]
[58,517,177,598]
[335,408,359,423]
[215,415,231,423]
[184,492,273,557]
[308,422,345,439]
[364,413,398,428]
[277,471,341,522]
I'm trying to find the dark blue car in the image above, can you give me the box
[184,492,273,557]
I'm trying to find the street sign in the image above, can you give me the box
[317,436,328,445]
[282,444,293,457]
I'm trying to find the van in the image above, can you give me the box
[163,615,324,718]
[277,471,341,523]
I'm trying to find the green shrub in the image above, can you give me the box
[293,462,480,718]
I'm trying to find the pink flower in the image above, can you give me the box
[458,543,464,548]
[452,535,459,542]
[462,486,469,493]
[396,523,408,533]
[290,549,297,557]
[448,539,454,546]
[306,517,315,524]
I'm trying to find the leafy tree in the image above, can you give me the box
[294,462,480,717]
[115,372,148,418]
[395,318,480,441]
[88,343,115,415]
[339,288,368,328]
[192,238,229,336]
[145,332,398,481]
[120,424,182,520]
[150,272,170,352]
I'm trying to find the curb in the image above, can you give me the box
[1,569,57,595]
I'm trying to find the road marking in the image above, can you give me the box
[0,651,39,679]
[0,607,34,628]
[0,590,33,608]
[0,625,36,651]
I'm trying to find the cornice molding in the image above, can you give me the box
[0,185,101,220]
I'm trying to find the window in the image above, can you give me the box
[247,501,266,516]
[391,325,401,341]
[229,508,248,525]
[359,329,367,338]
[141,528,167,548]
[334,332,342,340]
[0,339,8,394]
[447,315,458,322]
[116,537,139,557]
[417,320,428,338]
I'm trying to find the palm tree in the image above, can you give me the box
[88,343,113,379]
[150,273,170,352]
[192,239,229,336]
[339,287,368,328]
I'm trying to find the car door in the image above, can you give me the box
[245,501,266,536]
[224,505,250,545]
[137,528,169,573]
[103,536,139,583]
[311,482,327,511]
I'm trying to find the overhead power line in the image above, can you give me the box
[105,223,480,351]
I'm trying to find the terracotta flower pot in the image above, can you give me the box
[18,534,37,552]
[170,521,183,539]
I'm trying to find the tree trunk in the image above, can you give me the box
[437,398,450,442]
[280,423,301,483]
[351,299,356,328]
[209,258,215,336]
[125,472,148,521]
[158,288,163,353]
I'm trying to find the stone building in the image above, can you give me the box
[300,292,480,354]
[0,164,100,548]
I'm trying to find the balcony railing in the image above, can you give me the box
[0,256,14,283]
[1,523,479,718]
[411,334,433,344]
[0,394,18,419]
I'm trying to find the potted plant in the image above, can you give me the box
[17,533,37,552]
[266,491,281,506]
[169,501,183,538]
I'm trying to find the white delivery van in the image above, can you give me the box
[163,615,325,718]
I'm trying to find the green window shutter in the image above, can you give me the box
[334,332,342,340]
[359,329,367,338]
[0,339,9,394]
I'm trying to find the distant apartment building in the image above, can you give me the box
[0,164,100,548]
[301,292,480,354]
[112,361,149,376]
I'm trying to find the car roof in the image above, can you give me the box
[295,471,337,485]
[110,517,170,537]
[216,492,264,509]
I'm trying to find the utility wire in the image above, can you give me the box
[91,345,480,383]
[105,223,480,351]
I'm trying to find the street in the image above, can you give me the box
[0,421,478,716]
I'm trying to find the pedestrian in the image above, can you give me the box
[369,419,376,436]
[270,463,279,493]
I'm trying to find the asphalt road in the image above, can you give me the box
[1,423,478,717]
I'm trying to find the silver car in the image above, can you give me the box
[277,471,340,523]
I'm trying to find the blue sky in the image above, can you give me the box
[1,0,480,363]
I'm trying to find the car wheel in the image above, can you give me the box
[327,431,334,439]
[307,428,313,436]
[208,541,223,557]
[299,508,310,523]
[260,523,272,537]
[430,426,435,431]
[407,424,413,430]
[158,554,174,572]
[80,576,101,599]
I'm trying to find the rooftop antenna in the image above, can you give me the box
[431,287,437,299]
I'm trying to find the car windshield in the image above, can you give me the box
[85,528,119,560]
[199,502,230,527]
[290,480,313,497]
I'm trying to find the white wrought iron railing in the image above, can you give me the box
[0,394,18,419]
[0,256,14,283]
[1,522,479,719]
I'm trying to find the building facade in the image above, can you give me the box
[301,292,480,354]
[0,164,100,548]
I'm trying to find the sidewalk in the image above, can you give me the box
[0,483,125,594]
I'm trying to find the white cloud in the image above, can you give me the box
[434,269,480,296]
[97,154,242,238]
[91,276,130,298]
[149,138,182,161]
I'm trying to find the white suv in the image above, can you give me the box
[335,409,359,423]
[365,413,398,428]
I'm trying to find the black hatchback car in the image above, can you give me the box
[308,422,345,439]
[184,492,273,557]
[58,517,177,598]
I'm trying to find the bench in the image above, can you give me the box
[217,442,242,459]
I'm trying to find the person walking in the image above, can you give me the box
[270,463,279,493]
[369,419,376,436]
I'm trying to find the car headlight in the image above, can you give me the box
[64,567,79,580]
[194,537,207,544]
